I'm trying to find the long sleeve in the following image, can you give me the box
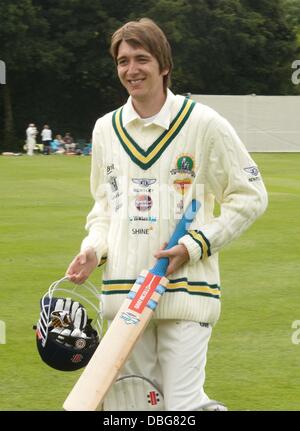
[179,114,268,262]
[80,121,110,264]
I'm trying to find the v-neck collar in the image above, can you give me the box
[112,97,195,170]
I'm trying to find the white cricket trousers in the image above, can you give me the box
[27,137,35,156]
[118,319,212,411]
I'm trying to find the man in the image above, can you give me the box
[66,18,268,411]
[41,124,52,155]
[26,123,38,156]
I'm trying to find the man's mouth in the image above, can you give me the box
[128,79,144,85]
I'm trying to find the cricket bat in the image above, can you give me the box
[63,199,200,411]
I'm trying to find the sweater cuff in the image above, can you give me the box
[179,230,212,264]
[178,234,202,264]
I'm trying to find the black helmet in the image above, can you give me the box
[34,276,103,371]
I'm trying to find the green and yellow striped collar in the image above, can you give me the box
[112,97,195,170]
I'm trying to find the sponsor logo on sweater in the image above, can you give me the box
[173,178,192,195]
[108,176,118,192]
[132,178,157,187]
[135,195,153,211]
[170,154,195,196]
[106,163,115,175]
[170,154,196,177]
[244,166,259,176]
[132,178,156,194]
[131,227,153,235]
[243,166,261,182]
[129,215,157,222]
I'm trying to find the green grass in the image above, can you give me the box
[205,153,300,411]
[0,153,299,411]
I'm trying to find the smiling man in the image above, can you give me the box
[114,28,170,117]
[66,18,268,411]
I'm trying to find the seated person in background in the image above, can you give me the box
[63,132,76,153]
[51,134,65,154]
[50,140,58,152]
[83,143,92,156]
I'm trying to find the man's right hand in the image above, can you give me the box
[66,247,98,284]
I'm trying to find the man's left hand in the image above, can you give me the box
[154,243,189,276]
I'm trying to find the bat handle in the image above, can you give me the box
[151,199,201,277]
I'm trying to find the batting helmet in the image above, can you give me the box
[34,276,103,371]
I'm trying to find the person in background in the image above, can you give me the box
[51,134,65,154]
[63,132,76,153]
[41,124,52,155]
[83,143,92,156]
[25,123,38,156]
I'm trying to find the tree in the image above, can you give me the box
[0,0,54,150]
[169,0,299,95]
[283,0,300,47]
[28,0,121,140]
[1,0,299,151]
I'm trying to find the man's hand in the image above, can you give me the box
[154,243,189,277]
[66,247,98,284]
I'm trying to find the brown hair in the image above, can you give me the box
[110,18,173,90]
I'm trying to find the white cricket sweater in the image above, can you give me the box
[81,90,268,325]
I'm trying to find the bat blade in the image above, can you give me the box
[63,269,168,411]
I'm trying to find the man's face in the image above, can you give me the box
[116,40,168,103]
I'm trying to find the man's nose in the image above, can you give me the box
[127,60,138,75]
